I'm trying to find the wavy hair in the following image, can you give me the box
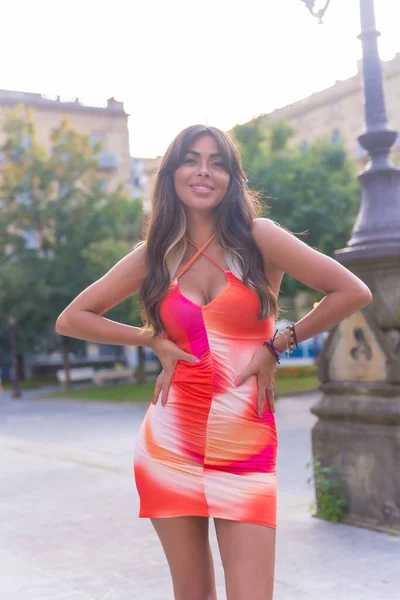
[137,124,279,337]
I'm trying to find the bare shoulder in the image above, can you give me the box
[251,217,294,266]
[58,240,149,320]
[251,217,371,297]
[251,218,285,296]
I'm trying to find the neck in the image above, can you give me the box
[184,211,217,246]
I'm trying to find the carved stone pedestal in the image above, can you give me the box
[312,257,400,534]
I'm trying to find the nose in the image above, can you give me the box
[197,164,210,177]
[195,158,210,176]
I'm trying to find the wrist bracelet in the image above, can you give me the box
[262,329,282,364]
[263,340,281,364]
[262,324,299,363]
[275,331,290,356]
[292,323,299,349]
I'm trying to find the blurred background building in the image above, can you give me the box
[130,156,162,212]
[258,53,400,160]
[0,89,133,379]
[0,89,131,194]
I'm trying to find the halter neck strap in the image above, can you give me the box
[175,233,225,279]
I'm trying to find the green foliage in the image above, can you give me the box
[0,106,143,360]
[276,364,317,379]
[82,237,142,327]
[45,380,156,402]
[306,459,348,523]
[231,119,360,298]
[0,256,53,354]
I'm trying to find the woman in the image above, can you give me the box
[56,124,372,600]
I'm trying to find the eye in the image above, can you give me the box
[183,158,195,164]
[212,161,224,168]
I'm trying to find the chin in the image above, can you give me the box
[187,200,221,211]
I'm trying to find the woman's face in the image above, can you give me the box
[173,134,230,212]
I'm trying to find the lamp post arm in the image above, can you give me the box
[301,0,331,23]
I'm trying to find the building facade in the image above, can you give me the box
[0,89,132,380]
[259,53,400,160]
[130,156,163,212]
[0,89,131,193]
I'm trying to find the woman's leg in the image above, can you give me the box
[151,516,217,600]
[214,518,276,600]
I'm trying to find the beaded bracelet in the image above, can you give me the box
[263,324,299,362]
[263,339,281,364]
[263,329,282,364]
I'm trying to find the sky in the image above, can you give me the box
[1,0,399,158]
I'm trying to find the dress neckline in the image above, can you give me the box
[174,271,233,310]
[173,232,232,309]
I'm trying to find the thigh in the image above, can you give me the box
[214,518,276,600]
[151,516,217,600]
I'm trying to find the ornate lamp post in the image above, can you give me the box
[301,0,331,24]
[301,0,400,534]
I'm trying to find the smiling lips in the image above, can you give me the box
[189,184,215,194]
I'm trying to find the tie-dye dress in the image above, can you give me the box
[133,233,278,528]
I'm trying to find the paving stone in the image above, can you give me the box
[1,392,399,599]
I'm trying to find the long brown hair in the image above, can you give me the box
[137,124,279,337]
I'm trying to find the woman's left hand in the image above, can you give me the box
[235,346,278,417]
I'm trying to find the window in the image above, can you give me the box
[91,131,103,147]
[21,229,38,249]
[22,133,31,149]
[301,140,309,152]
[99,344,119,357]
[331,129,341,145]
[59,184,70,197]
[15,192,31,206]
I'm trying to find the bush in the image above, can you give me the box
[276,365,317,379]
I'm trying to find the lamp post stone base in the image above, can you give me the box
[313,255,400,535]
[301,0,400,536]
[312,382,400,535]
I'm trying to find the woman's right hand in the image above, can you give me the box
[150,338,199,406]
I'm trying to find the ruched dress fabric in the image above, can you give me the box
[133,234,278,528]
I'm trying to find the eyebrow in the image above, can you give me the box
[185,150,223,158]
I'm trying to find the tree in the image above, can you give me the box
[0,106,143,390]
[82,235,146,381]
[231,119,360,299]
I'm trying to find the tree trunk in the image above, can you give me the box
[17,353,25,381]
[9,323,21,398]
[135,345,146,384]
[62,336,71,390]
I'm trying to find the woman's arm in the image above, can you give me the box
[252,218,373,353]
[55,242,156,349]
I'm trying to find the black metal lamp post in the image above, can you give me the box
[301,0,400,262]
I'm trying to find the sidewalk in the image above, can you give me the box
[1,391,399,599]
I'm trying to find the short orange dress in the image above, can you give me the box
[133,233,278,528]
